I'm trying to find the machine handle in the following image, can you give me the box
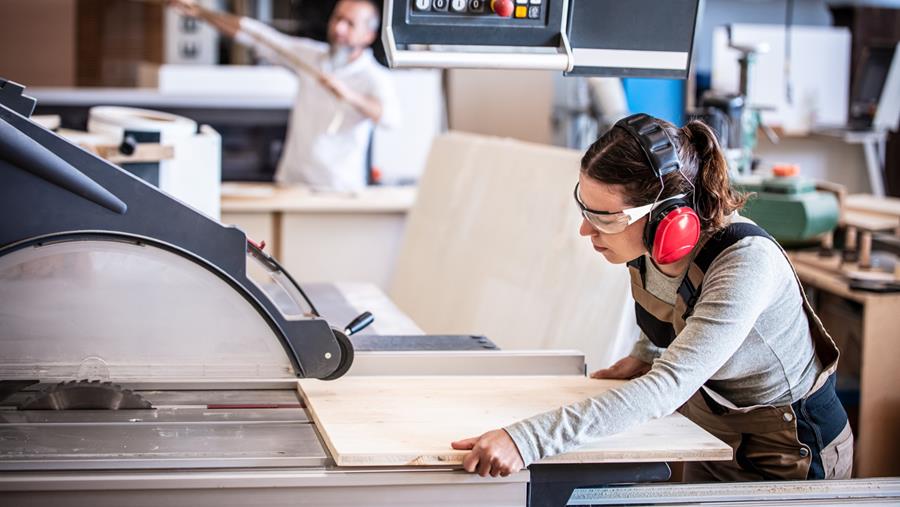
[344,311,374,336]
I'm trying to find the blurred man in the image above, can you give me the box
[169,0,399,191]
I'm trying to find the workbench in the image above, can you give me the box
[221,183,416,290]
[790,252,900,477]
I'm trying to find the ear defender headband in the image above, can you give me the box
[615,114,700,265]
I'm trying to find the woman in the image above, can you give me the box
[451,113,853,481]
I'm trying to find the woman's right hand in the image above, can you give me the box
[590,356,651,380]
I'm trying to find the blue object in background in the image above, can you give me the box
[623,78,685,126]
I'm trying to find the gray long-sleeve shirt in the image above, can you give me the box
[504,231,822,466]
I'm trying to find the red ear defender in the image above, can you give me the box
[615,114,700,264]
[650,206,701,264]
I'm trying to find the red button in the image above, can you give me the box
[491,0,513,17]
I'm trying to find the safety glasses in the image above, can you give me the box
[574,182,685,234]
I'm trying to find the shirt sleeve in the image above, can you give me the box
[367,68,401,129]
[630,331,663,364]
[235,17,323,73]
[504,237,783,466]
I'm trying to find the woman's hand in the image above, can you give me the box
[451,429,524,477]
[590,355,651,380]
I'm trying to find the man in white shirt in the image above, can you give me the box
[169,0,400,191]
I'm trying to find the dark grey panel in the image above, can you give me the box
[568,0,699,52]
[351,335,498,351]
[566,0,699,78]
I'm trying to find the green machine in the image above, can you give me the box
[734,169,840,244]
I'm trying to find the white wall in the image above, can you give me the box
[446,69,555,145]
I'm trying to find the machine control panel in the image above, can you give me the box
[411,0,543,19]
[388,0,561,48]
[383,0,700,78]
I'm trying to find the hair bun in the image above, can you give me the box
[684,120,717,157]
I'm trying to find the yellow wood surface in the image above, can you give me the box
[220,182,416,213]
[846,194,900,219]
[388,132,638,371]
[842,210,900,232]
[298,375,732,467]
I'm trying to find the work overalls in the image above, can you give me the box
[627,223,854,481]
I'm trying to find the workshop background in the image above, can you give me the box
[2,0,900,504]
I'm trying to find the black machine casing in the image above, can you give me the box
[0,79,352,380]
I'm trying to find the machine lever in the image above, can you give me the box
[344,311,374,336]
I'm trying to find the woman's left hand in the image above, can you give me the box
[451,429,525,477]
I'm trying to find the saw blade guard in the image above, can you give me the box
[0,80,354,382]
[0,236,299,381]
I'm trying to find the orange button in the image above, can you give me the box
[772,164,800,177]
[515,5,527,17]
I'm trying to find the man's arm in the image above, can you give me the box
[318,74,383,123]
[168,0,319,75]
[168,0,241,38]
[168,0,380,120]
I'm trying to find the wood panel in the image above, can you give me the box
[280,212,406,291]
[389,132,639,372]
[298,375,732,467]
[446,69,554,145]
[0,0,76,87]
[76,0,165,87]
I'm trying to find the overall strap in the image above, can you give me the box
[677,223,772,326]
[628,256,678,348]
[628,220,840,412]
[629,224,769,346]
[687,223,840,411]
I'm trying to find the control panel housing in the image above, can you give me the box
[393,0,564,48]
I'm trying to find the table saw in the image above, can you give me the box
[0,78,675,506]
[3,78,899,506]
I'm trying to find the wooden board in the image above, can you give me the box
[842,210,900,232]
[220,183,416,213]
[846,194,900,219]
[298,375,732,467]
[389,132,639,372]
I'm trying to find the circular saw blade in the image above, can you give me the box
[18,380,153,410]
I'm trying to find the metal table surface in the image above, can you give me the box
[0,387,328,471]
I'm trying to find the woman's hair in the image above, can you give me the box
[580,117,747,234]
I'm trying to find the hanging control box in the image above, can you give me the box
[396,0,563,47]
[383,0,700,78]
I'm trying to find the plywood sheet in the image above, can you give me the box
[389,132,639,372]
[298,375,732,467]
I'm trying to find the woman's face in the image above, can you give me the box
[577,173,648,264]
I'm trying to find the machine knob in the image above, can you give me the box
[491,0,513,17]
[119,134,138,156]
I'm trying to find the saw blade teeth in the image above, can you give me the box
[19,379,153,410]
